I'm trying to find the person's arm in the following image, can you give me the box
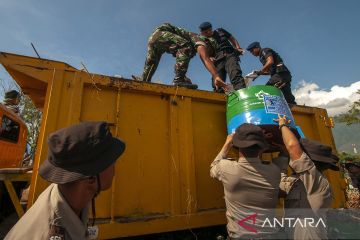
[272,146,290,174]
[210,134,234,180]
[228,36,244,55]
[275,114,303,161]
[259,56,273,75]
[254,49,273,75]
[275,115,332,208]
[197,45,228,91]
[220,28,244,55]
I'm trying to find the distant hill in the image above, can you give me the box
[332,120,360,153]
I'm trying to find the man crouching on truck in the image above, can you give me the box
[5,122,126,240]
[210,124,283,239]
[132,23,228,91]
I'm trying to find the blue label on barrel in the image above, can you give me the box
[263,95,292,117]
[226,86,297,134]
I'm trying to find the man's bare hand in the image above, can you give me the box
[214,76,229,92]
[225,133,235,147]
[274,81,286,89]
[236,48,245,55]
[274,114,291,126]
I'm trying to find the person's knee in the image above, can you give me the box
[226,60,242,78]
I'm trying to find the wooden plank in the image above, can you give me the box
[4,180,25,217]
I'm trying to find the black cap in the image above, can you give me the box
[39,122,126,184]
[300,138,339,169]
[5,90,20,100]
[246,41,261,51]
[199,22,212,31]
[233,123,269,150]
[345,161,360,169]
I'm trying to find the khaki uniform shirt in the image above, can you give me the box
[5,184,89,240]
[286,152,332,210]
[277,152,332,240]
[210,153,281,239]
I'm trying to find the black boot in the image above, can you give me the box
[173,77,198,89]
[233,78,246,90]
[213,88,225,93]
[132,75,143,81]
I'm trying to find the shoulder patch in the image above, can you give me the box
[87,225,99,240]
[48,224,65,240]
[194,41,206,48]
[261,49,267,57]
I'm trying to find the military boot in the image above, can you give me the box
[131,75,143,81]
[182,76,193,84]
[173,76,198,89]
[233,77,246,90]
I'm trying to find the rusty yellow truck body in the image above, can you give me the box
[0,52,346,239]
[0,103,28,168]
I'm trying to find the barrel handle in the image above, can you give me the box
[227,93,239,107]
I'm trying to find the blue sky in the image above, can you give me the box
[1,0,360,98]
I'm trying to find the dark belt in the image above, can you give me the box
[215,49,238,62]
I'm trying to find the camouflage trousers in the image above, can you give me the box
[142,30,196,82]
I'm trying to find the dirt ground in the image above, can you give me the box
[0,213,18,239]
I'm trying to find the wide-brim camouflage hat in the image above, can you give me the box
[39,122,125,184]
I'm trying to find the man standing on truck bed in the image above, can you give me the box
[199,22,246,92]
[132,23,228,91]
[210,124,283,239]
[5,122,126,240]
[246,42,297,104]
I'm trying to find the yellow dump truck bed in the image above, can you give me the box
[0,52,345,239]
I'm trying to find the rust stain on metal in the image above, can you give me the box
[14,64,48,71]
[114,213,169,223]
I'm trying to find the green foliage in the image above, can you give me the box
[337,151,360,164]
[336,90,360,125]
[332,120,360,153]
[19,94,42,158]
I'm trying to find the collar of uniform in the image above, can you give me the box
[50,184,89,239]
[237,157,262,163]
[258,48,264,58]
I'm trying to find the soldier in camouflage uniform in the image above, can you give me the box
[133,23,227,90]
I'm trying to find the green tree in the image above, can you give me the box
[338,151,360,164]
[337,90,360,125]
[19,94,42,160]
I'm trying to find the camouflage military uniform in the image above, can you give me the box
[141,23,216,84]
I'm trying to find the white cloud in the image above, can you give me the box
[293,80,360,116]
